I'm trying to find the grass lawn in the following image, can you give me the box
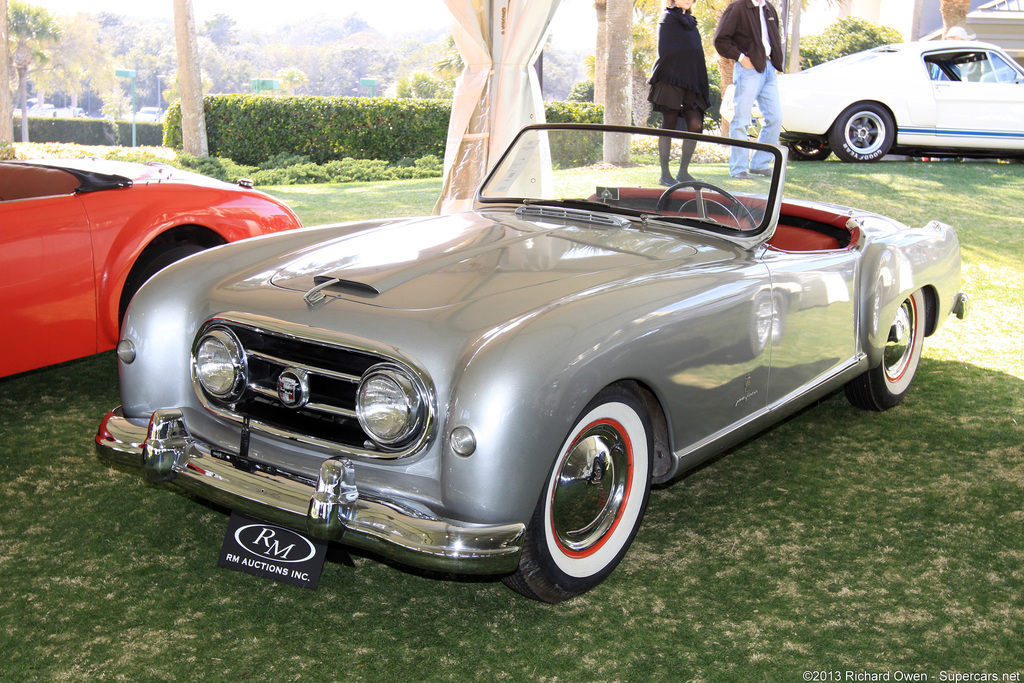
[1,158,1021,681]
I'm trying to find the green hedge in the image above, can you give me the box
[12,117,164,147]
[166,96,604,166]
[543,101,603,125]
[165,95,451,166]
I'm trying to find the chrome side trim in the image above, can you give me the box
[664,354,868,479]
[95,408,524,575]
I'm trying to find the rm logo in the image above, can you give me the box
[219,512,327,589]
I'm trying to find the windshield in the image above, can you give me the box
[478,125,785,241]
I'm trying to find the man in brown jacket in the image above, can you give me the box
[714,0,784,178]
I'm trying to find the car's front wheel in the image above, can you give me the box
[845,289,926,411]
[503,384,653,603]
[829,103,895,163]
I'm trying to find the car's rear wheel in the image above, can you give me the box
[829,103,895,163]
[786,140,832,161]
[503,384,653,603]
[845,289,926,411]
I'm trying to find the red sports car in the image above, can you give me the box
[0,159,302,377]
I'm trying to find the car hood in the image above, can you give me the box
[15,158,245,192]
[268,210,703,311]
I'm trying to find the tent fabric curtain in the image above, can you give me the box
[435,0,562,215]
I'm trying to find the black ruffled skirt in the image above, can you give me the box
[648,81,708,114]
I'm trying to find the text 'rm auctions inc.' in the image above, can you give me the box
[803,672,1021,682]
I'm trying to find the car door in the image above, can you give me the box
[0,195,97,376]
[759,246,860,405]
[929,48,1024,151]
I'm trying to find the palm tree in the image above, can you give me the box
[36,13,113,116]
[172,0,208,157]
[594,0,607,106]
[277,67,309,96]
[940,0,972,35]
[1,0,12,147]
[604,0,633,163]
[9,1,61,143]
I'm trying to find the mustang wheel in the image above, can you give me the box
[786,140,831,161]
[503,384,653,603]
[845,289,926,411]
[829,103,895,163]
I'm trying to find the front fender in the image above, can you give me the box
[859,218,962,368]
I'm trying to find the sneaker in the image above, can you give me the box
[675,171,695,183]
[748,168,772,177]
[731,171,753,179]
[659,175,676,187]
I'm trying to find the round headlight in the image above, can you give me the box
[194,328,246,400]
[356,365,425,447]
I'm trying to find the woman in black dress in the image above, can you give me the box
[647,0,710,185]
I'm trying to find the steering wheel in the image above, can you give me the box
[656,180,756,230]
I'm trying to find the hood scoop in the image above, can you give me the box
[304,276,380,306]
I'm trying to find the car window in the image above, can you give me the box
[989,52,1022,83]
[924,53,961,81]
[953,51,1012,83]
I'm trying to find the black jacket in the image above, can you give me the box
[713,0,784,73]
[648,8,710,105]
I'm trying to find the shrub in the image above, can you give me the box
[544,101,603,124]
[11,117,163,147]
[165,95,452,166]
[566,80,595,103]
[166,96,606,167]
[800,17,904,68]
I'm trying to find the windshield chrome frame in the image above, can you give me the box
[475,123,787,251]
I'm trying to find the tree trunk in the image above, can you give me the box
[603,0,632,163]
[17,65,29,143]
[0,0,12,147]
[939,0,971,35]
[718,55,734,136]
[173,0,208,157]
[632,65,651,129]
[594,0,607,107]
[787,0,802,73]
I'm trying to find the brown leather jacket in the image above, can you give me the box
[713,0,784,74]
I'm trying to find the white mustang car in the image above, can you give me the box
[779,40,1024,162]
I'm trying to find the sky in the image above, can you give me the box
[30,0,599,51]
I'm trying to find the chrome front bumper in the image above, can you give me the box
[96,407,524,575]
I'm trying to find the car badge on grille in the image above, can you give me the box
[277,368,310,409]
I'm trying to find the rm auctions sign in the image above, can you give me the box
[218,512,328,589]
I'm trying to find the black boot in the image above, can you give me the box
[676,139,696,182]
[658,136,675,186]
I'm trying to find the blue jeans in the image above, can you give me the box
[729,62,782,176]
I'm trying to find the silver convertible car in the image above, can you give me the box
[97,124,967,603]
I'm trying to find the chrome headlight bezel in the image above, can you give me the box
[356,363,428,448]
[193,327,248,402]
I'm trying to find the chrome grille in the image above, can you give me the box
[192,316,433,459]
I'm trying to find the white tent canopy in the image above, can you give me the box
[434,0,563,214]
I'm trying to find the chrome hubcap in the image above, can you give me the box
[551,423,629,553]
[847,112,884,153]
[884,299,916,381]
